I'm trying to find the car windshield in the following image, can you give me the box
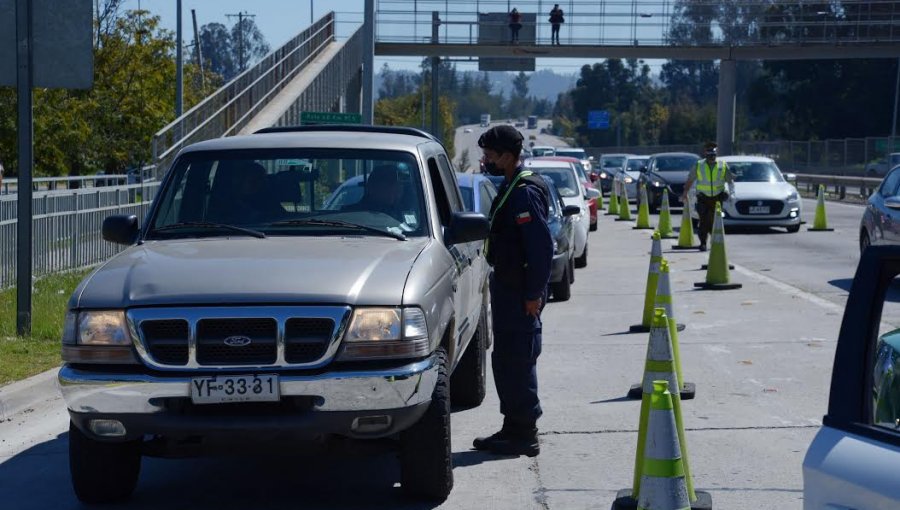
[729,162,785,183]
[626,159,648,171]
[148,149,428,239]
[532,147,555,156]
[556,149,586,159]
[655,156,698,172]
[530,167,579,197]
[601,156,626,168]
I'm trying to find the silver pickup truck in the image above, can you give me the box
[58,126,491,503]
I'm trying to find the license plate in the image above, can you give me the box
[748,206,770,214]
[190,374,280,404]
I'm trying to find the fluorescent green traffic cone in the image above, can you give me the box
[629,233,663,333]
[656,189,676,239]
[607,183,620,216]
[634,184,653,230]
[671,193,698,250]
[616,182,633,222]
[808,184,834,232]
[694,203,742,290]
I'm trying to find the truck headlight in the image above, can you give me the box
[78,311,131,345]
[339,307,430,360]
[624,177,634,184]
[62,310,139,364]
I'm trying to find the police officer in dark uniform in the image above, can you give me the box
[473,125,553,457]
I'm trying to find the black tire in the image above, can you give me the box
[575,243,588,268]
[786,224,801,233]
[451,307,487,408]
[569,257,575,284]
[551,264,572,301]
[400,349,453,501]
[589,219,598,232]
[69,421,142,504]
[861,229,871,253]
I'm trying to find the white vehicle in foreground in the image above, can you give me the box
[524,159,590,268]
[690,156,802,233]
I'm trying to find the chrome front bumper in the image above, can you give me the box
[59,355,439,415]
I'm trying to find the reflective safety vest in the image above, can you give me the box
[695,160,727,196]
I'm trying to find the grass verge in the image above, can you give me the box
[0,269,92,386]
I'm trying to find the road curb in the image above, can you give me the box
[0,367,59,421]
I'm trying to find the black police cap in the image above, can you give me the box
[478,125,524,154]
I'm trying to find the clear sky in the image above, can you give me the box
[124,1,666,76]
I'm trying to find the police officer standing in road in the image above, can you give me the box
[473,125,553,457]
[682,142,735,251]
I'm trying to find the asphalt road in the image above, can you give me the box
[453,119,571,172]
[0,193,877,509]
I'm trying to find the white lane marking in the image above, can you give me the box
[732,264,845,314]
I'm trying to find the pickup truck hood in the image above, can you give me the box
[74,236,430,308]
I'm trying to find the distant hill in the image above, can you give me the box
[375,68,577,103]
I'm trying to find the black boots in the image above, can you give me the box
[473,418,540,457]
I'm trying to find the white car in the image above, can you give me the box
[689,156,802,233]
[531,145,555,157]
[554,147,593,173]
[617,155,649,199]
[524,159,590,268]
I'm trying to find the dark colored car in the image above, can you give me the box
[456,172,498,215]
[639,152,700,212]
[596,153,632,194]
[860,164,900,251]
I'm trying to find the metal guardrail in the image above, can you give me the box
[791,173,882,201]
[1,174,129,195]
[0,183,160,289]
[0,182,160,222]
[151,13,337,171]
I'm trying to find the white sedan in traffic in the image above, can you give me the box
[524,159,590,268]
[690,156,802,233]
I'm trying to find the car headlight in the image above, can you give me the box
[599,172,608,179]
[339,307,430,360]
[62,310,139,364]
[77,311,131,345]
[652,181,663,187]
[788,191,799,201]
[624,177,634,184]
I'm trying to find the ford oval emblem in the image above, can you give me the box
[223,335,252,347]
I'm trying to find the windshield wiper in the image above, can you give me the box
[151,221,266,239]
[269,218,407,241]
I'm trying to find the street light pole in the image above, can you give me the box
[176,0,183,118]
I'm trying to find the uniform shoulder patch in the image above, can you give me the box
[516,211,532,224]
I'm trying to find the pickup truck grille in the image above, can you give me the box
[129,307,350,370]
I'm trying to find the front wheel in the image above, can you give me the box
[400,349,453,501]
[575,243,588,268]
[69,421,142,504]
[786,224,801,233]
[451,307,487,408]
[551,264,572,301]
[861,230,871,253]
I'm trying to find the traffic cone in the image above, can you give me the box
[694,203,742,290]
[607,183,620,216]
[671,193,699,250]
[808,184,834,232]
[613,311,712,510]
[629,233,663,333]
[617,182,633,222]
[634,184,653,230]
[597,187,605,211]
[656,189,677,239]
[629,261,693,400]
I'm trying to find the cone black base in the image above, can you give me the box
[659,234,678,239]
[633,226,654,230]
[694,282,743,290]
[627,382,695,400]
[629,323,686,333]
[671,244,700,250]
[615,218,634,222]
[612,489,712,510]
[807,228,834,232]
[701,264,734,270]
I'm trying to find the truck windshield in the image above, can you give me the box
[148,149,428,239]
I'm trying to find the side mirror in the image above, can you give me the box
[589,172,599,183]
[102,215,139,245]
[784,173,797,182]
[585,188,601,199]
[563,205,581,217]
[446,211,489,245]
[588,156,595,161]
[885,197,900,210]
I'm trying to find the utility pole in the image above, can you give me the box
[175,0,183,118]
[310,0,314,24]
[15,0,33,335]
[226,11,255,73]
[192,9,204,89]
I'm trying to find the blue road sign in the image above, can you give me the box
[588,110,610,130]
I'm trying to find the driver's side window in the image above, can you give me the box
[881,169,900,198]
